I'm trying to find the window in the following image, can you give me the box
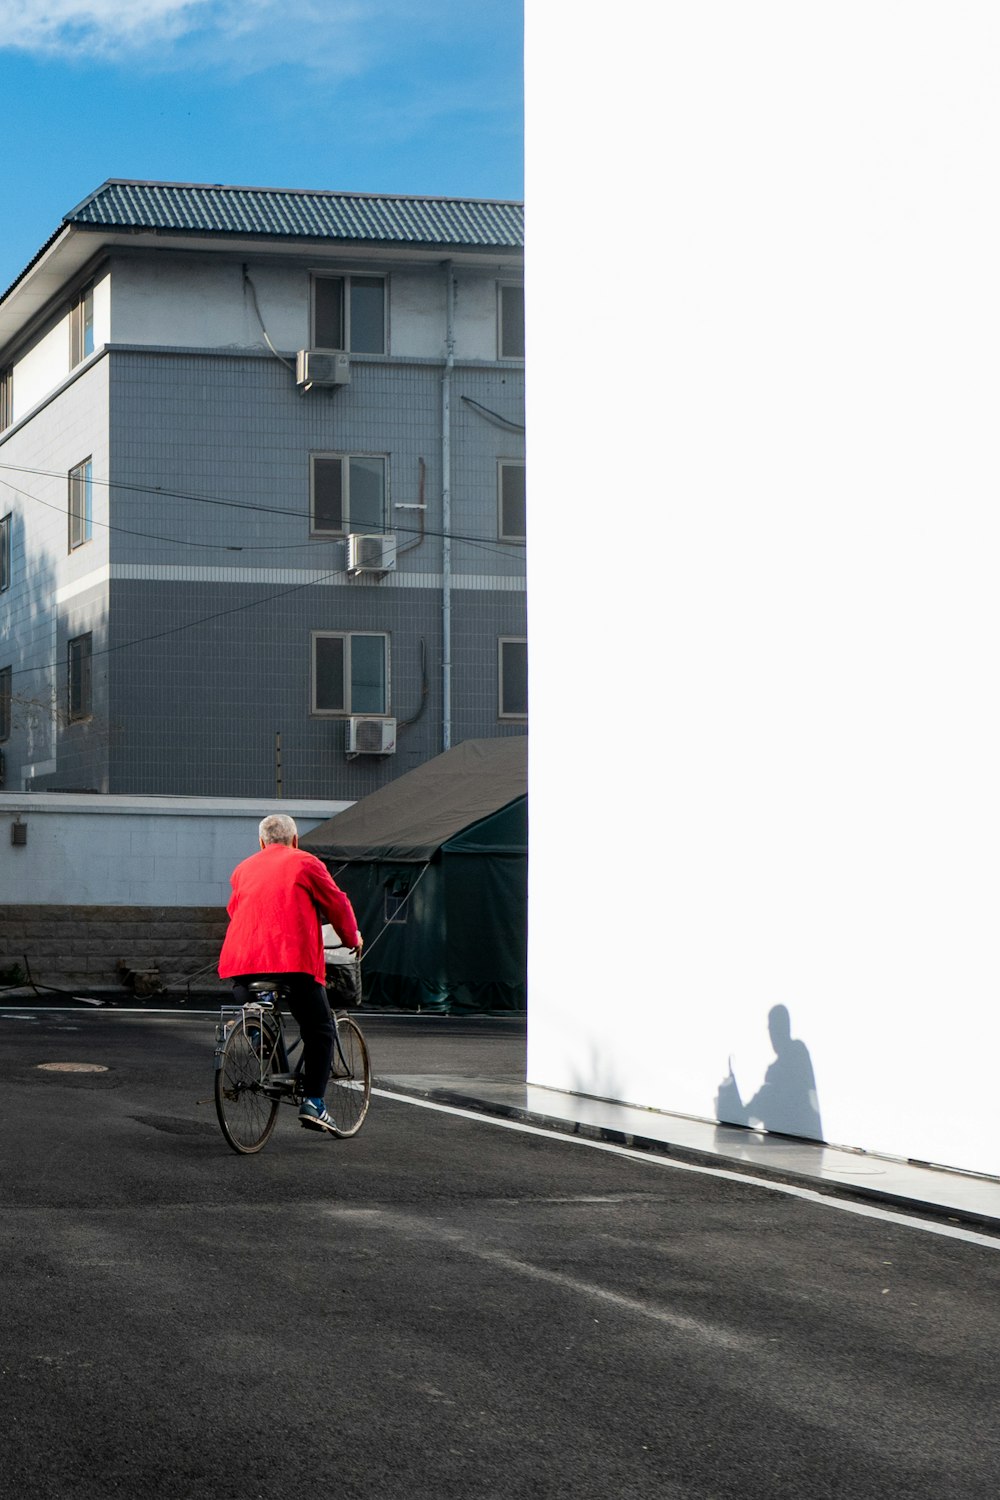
[0,514,9,592]
[0,667,10,742]
[311,454,387,535]
[312,275,386,354]
[70,284,95,367]
[68,459,93,550]
[312,632,389,715]
[68,634,93,722]
[499,637,528,719]
[498,461,526,541]
[498,282,525,359]
[0,367,11,430]
[384,874,412,925]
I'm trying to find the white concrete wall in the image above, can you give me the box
[388,268,447,359]
[526,3,1000,1180]
[12,268,110,420]
[92,273,111,352]
[109,254,510,360]
[0,795,350,906]
[14,320,70,420]
[110,257,256,351]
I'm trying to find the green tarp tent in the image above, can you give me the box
[301,737,527,1013]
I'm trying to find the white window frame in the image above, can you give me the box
[498,460,526,542]
[0,367,11,430]
[68,458,93,551]
[497,281,525,360]
[310,453,388,537]
[68,633,93,723]
[311,630,391,717]
[70,284,95,367]
[498,636,528,720]
[0,513,10,592]
[311,273,387,354]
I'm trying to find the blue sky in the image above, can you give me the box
[0,0,523,294]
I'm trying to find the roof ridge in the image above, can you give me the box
[73,178,524,211]
[58,180,524,252]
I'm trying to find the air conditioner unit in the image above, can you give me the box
[296,349,350,389]
[347,533,397,574]
[346,716,397,756]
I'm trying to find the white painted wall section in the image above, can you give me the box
[92,270,111,350]
[10,268,109,420]
[111,257,268,350]
[14,319,71,418]
[526,3,1000,1180]
[0,796,351,906]
[110,255,511,360]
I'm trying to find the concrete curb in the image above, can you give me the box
[374,1077,1000,1236]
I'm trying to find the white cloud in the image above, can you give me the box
[2,0,207,53]
[0,0,372,73]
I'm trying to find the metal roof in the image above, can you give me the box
[301,737,527,863]
[65,180,524,250]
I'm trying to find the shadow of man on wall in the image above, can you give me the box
[716,1004,823,1141]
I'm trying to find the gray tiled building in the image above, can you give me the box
[0,181,526,797]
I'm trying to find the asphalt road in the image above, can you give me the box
[2,1007,1000,1499]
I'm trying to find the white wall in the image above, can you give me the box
[526,3,1000,1178]
[12,268,109,419]
[0,795,350,906]
[110,254,510,360]
[111,257,256,350]
[15,320,69,419]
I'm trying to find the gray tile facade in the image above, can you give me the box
[0,244,525,798]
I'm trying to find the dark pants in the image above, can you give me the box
[231,973,335,1099]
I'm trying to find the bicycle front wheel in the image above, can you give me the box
[215,1018,281,1154]
[327,1015,371,1138]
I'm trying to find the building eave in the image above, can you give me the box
[0,220,523,360]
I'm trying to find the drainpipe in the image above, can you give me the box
[441,261,455,751]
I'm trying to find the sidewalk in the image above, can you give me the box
[374,1067,1000,1233]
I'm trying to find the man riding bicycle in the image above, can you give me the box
[218,813,363,1134]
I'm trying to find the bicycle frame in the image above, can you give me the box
[214,999,301,1094]
[214,993,351,1094]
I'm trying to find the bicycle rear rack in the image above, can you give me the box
[214,1001,276,1069]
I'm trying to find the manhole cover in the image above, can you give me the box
[37,1062,109,1074]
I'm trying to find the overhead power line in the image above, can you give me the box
[0,461,526,554]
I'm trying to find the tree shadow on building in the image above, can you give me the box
[2,514,115,792]
[715,1003,823,1142]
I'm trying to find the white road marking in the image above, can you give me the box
[325,1204,757,1351]
[372,1088,1000,1251]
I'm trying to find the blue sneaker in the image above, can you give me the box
[299,1098,336,1133]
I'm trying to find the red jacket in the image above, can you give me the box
[218,843,361,984]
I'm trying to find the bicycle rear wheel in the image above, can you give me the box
[215,1017,281,1154]
[327,1015,371,1138]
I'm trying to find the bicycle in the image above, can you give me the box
[214,980,371,1154]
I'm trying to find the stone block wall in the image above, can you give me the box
[0,904,229,996]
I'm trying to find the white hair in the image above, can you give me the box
[258,813,298,846]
